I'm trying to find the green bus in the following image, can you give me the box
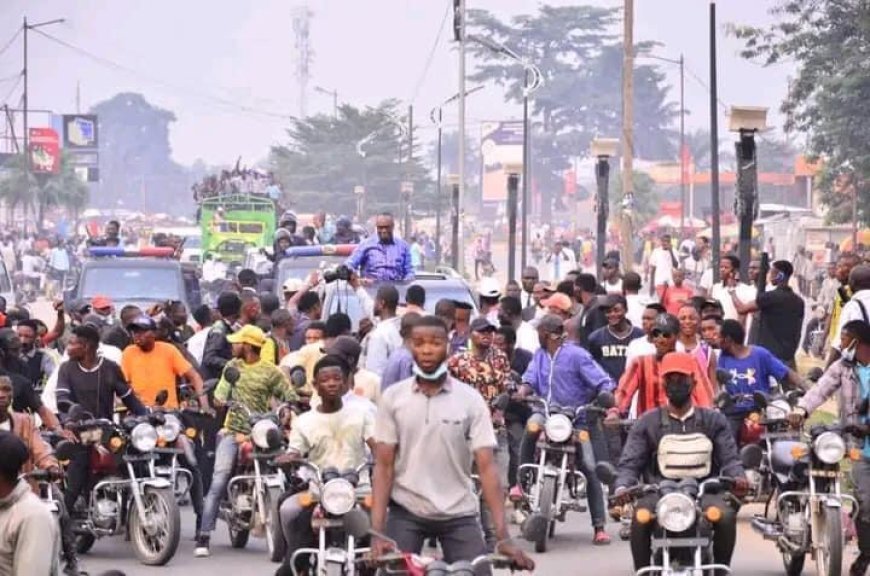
[200,194,276,265]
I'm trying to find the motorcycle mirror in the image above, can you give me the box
[68,404,85,422]
[752,391,768,409]
[807,367,823,383]
[155,390,169,407]
[54,440,76,461]
[740,444,764,470]
[595,391,616,410]
[343,509,372,539]
[224,366,241,385]
[594,461,617,485]
[714,392,733,410]
[786,389,805,406]
[289,367,307,390]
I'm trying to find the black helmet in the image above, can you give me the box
[279,210,298,228]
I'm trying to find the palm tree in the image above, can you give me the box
[0,154,35,225]
[0,153,89,231]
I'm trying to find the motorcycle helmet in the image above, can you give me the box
[278,210,298,230]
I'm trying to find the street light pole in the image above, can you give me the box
[591,138,618,281]
[679,54,686,235]
[709,1,722,283]
[506,171,520,282]
[21,17,65,174]
[521,70,530,271]
[457,0,467,276]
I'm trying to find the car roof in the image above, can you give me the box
[81,258,182,268]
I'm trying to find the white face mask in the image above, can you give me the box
[843,342,858,363]
[412,361,448,382]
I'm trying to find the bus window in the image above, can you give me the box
[239,222,264,234]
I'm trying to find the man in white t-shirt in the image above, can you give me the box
[648,233,680,296]
[706,254,756,326]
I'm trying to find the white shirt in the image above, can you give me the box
[41,343,123,413]
[201,260,227,283]
[186,327,211,365]
[625,336,656,371]
[710,282,757,323]
[649,246,679,286]
[516,321,540,354]
[604,278,623,294]
[287,403,374,474]
[542,248,577,281]
[625,294,648,329]
[833,289,870,350]
[21,255,43,277]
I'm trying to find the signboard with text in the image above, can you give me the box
[62,114,98,148]
[480,121,524,202]
[29,127,61,174]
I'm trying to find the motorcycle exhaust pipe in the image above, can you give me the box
[750,516,782,540]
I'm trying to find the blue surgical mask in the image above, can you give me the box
[413,361,448,382]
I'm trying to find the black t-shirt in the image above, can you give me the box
[754,286,805,363]
[587,325,645,381]
[3,368,42,414]
[511,348,533,376]
[55,358,138,419]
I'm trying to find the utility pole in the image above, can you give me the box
[709,1,722,283]
[22,17,28,172]
[456,0,467,276]
[405,104,414,239]
[679,54,686,234]
[521,70,530,271]
[435,108,443,265]
[620,0,635,269]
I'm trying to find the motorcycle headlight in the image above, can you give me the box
[321,478,356,516]
[157,414,183,443]
[765,400,791,421]
[251,419,280,450]
[813,431,846,464]
[544,414,573,443]
[131,423,158,453]
[655,493,696,533]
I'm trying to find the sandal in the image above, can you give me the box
[593,528,611,546]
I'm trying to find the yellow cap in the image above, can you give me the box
[227,325,267,348]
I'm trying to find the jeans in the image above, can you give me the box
[518,413,607,528]
[852,457,870,556]
[630,493,736,575]
[504,419,526,488]
[479,430,509,551]
[63,444,92,513]
[200,433,239,533]
[386,502,487,564]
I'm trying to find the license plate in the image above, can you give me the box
[311,518,344,529]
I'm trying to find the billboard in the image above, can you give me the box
[62,114,98,148]
[29,127,61,174]
[480,120,524,202]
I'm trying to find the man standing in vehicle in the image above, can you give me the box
[345,213,414,282]
[196,325,294,557]
[790,319,870,576]
[370,316,533,570]
[612,352,748,575]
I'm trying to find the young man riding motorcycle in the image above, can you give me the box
[273,354,375,576]
[196,324,295,557]
[789,319,870,576]
[612,352,749,574]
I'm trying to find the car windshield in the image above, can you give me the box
[80,266,181,301]
[184,236,202,249]
[276,256,348,286]
[326,283,476,327]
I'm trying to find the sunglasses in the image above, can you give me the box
[651,330,676,339]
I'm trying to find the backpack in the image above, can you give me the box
[655,407,714,480]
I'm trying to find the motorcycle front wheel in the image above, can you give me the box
[229,524,250,549]
[814,505,843,576]
[129,487,181,566]
[535,477,557,553]
[777,497,806,576]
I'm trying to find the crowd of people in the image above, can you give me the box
[192,163,283,204]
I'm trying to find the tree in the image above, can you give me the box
[731,0,870,225]
[465,5,679,220]
[90,92,190,213]
[0,153,89,230]
[270,100,433,217]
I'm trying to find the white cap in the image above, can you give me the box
[282,277,305,293]
[478,277,502,299]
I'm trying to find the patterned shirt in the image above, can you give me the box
[345,236,415,282]
[214,358,295,434]
[447,347,510,402]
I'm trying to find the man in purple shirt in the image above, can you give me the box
[345,213,415,282]
[515,314,616,545]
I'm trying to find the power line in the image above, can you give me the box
[408,0,451,105]
[31,28,294,120]
[0,72,22,84]
[0,29,21,61]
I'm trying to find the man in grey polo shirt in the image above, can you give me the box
[371,315,534,569]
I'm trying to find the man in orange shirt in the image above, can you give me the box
[659,269,694,316]
[608,313,714,420]
[121,315,204,408]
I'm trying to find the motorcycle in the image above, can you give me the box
[219,367,287,562]
[286,461,372,576]
[516,390,614,553]
[598,462,738,576]
[748,422,858,576]
[58,404,181,566]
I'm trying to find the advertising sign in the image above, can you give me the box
[480,121,524,202]
[29,127,61,174]
[62,114,98,148]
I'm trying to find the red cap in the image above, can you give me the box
[543,293,573,313]
[661,352,697,376]
[90,295,113,310]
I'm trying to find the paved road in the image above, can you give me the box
[73,502,857,575]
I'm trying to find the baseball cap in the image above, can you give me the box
[478,277,502,299]
[651,313,680,336]
[126,315,157,332]
[227,324,267,348]
[282,277,305,293]
[91,295,113,310]
[543,292,573,313]
[323,335,362,364]
[661,352,697,376]
[470,317,497,333]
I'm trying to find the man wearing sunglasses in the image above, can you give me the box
[609,313,715,421]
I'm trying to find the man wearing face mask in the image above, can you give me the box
[612,352,749,574]
[515,314,616,545]
[790,319,870,576]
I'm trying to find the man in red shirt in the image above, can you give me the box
[660,269,694,316]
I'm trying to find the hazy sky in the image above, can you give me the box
[1,1,792,166]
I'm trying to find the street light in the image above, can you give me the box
[448,173,461,270]
[638,52,686,235]
[729,105,768,279]
[314,86,338,118]
[467,34,543,270]
[504,161,523,282]
[22,17,65,173]
[591,138,619,281]
[430,85,485,266]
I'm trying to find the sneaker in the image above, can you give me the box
[593,528,611,546]
[508,485,523,501]
[194,534,210,558]
[618,523,631,541]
